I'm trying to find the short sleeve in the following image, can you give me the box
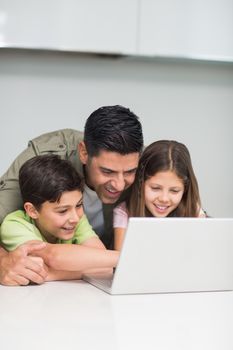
[113,202,129,229]
[0,210,44,251]
[71,215,97,245]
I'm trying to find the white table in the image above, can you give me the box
[0,281,233,350]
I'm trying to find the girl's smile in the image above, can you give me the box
[144,170,185,217]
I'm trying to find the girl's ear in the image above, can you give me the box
[78,141,89,165]
[24,202,39,219]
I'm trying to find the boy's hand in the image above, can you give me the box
[0,241,48,286]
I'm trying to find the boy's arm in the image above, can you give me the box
[81,236,106,249]
[0,242,47,286]
[34,243,119,272]
[46,237,113,281]
[45,238,113,281]
[46,267,113,282]
[45,268,83,282]
[0,213,48,285]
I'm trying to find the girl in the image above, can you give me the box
[113,140,207,250]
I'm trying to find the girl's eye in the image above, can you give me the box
[171,189,180,193]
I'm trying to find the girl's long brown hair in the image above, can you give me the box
[128,140,201,217]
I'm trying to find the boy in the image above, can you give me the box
[0,155,119,283]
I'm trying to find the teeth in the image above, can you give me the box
[156,205,167,210]
[106,188,117,193]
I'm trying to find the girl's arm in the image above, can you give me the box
[114,227,127,251]
[113,202,128,251]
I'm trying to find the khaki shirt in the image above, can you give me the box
[0,128,128,248]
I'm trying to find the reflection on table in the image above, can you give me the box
[0,280,233,350]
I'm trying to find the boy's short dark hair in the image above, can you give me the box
[19,155,83,209]
[84,105,144,157]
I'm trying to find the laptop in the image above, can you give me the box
[83,217,233,295]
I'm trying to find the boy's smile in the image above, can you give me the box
[31,190,83,243]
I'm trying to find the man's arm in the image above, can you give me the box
[0,146,38,224]
[0,242,48,286]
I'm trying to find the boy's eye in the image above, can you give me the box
[58,209,67,214]
[76,203,83,209]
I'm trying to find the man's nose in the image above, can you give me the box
[112,174,126,192]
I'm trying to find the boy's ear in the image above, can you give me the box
[78,141,88,165]
[24,202,39,219]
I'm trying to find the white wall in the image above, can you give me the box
[0,49,233,217]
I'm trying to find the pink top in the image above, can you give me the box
[113,202,207,228]
[113,202,128,229]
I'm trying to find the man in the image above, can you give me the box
[0,105,144,285]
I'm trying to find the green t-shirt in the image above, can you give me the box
[0,210,97,251]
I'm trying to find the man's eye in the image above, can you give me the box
[102,169,112,174]
[126,169,137,175]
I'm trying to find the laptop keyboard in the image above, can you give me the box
[93,275,113,288]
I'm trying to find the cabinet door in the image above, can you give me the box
[138,0,233,61]
[0,0,139,54]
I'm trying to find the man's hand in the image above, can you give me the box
[0,241,48,286]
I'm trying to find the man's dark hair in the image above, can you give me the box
[84,105,144,157]
[19,155,83,209]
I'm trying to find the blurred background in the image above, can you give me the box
[0,0,232,217]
